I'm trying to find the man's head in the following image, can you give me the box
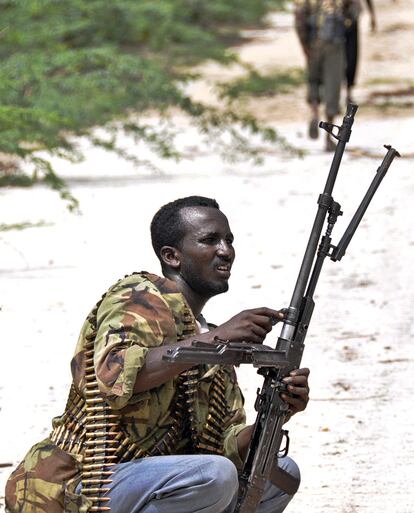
[151,196,235,299]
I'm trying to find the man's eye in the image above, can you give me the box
[226,238,234,245]
[201,237,216,244]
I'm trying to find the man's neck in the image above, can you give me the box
[164,272,207,318]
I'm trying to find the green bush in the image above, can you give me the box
[0,0,286,209]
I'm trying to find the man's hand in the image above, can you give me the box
[281,367,310,421]
[211,307,284,344]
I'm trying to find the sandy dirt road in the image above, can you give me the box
[1,1,413,512]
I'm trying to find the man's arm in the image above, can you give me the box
[293,0,312,58]
[133,307,284,393]
[365,0,377,31]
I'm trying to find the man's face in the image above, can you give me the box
[177,206,235,299]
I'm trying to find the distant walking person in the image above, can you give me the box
[294,0,346,152]
[344,0,376,103]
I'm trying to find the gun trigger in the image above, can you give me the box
[278,429,290,458]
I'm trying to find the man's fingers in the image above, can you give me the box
[283,375,308,386]
[288,367,310,378]
[220,306,286,343]
[249,314,273,332]
[249,324,268,342]
[281,394,306,413]
[286,384,309,398]
[282,368,310,387]
[250,307,285,321]
[281,366,310,415]
[248,308,284,331]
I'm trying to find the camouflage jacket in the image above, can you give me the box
[6,272,246,513]
[294,0,353,49]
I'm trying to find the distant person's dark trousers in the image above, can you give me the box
[306,41,345,118]
[345,19,359,89]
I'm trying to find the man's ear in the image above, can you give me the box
[160,246,181,270]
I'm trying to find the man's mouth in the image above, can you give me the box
[216,264,231,277]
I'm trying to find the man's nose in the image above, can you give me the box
[216,240,233,258]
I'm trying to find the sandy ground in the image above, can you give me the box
[1,1,413,512]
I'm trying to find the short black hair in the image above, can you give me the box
[150,196,220,264]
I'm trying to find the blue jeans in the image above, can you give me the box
[89,454,300,513]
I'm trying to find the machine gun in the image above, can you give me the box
[163,104,400,512]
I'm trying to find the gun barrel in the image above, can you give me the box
[331,145,400,262]
[285,106,358,332]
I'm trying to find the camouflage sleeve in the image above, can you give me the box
[222,368,247,469]
[94,276,177,409]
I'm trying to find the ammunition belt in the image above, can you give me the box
[50,384,87,455]
[196,367,227,454]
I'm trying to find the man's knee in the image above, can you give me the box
[279,456,301,489]
[200,455,239,493]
